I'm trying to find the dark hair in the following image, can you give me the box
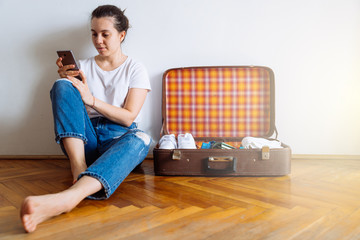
[91,5,130,36]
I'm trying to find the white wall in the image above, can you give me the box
[1,0,359,155]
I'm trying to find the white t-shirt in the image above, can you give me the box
[78,56,151,123]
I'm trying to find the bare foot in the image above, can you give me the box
[20,194,72,233]
[20,176,102,233]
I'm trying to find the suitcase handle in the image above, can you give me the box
[209,156,233,162]
[206,156,237,173]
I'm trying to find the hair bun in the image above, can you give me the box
[91,5,130,34]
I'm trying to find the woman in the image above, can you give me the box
[20,5,151,233]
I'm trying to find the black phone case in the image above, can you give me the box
[56,50,82,80]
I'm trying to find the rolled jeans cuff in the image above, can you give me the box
[78,171,111,200]
[55,132,88,144]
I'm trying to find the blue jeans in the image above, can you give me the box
[50,79,151,200]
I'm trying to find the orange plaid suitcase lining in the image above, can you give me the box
[164,67,271,139]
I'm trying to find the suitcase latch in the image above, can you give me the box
[172,150,181,160]
[262,146,270,160]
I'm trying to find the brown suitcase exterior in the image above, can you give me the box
[153,66,291,176]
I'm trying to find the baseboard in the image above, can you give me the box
[0,155,68,160]
[0,154,154,160]
[291,154,360,160]
[1,154,359,161]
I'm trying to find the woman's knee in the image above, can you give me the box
[51,79,73,92]
[115,130,152,152]
[133,131,152,147]
[50,79,78,100]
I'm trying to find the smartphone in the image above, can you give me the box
[56,50,82,80]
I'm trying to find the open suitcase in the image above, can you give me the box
[153,66,291,176]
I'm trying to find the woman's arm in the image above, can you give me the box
[92,88,148,127]
[67,70,148,127]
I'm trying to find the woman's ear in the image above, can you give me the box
[120,31,126,43]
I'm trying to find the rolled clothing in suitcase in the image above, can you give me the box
[153,66,291,176]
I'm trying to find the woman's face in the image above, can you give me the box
[91,17,125,56]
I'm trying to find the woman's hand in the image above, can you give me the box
[67,70,94,107]
[56,57,80,79]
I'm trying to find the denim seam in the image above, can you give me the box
[78,171,111,200]
[55,132,88,144]
[85,108,97,140]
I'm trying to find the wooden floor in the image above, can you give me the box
[1,157,360,240]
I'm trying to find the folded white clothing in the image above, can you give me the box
[242,137,283,149]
